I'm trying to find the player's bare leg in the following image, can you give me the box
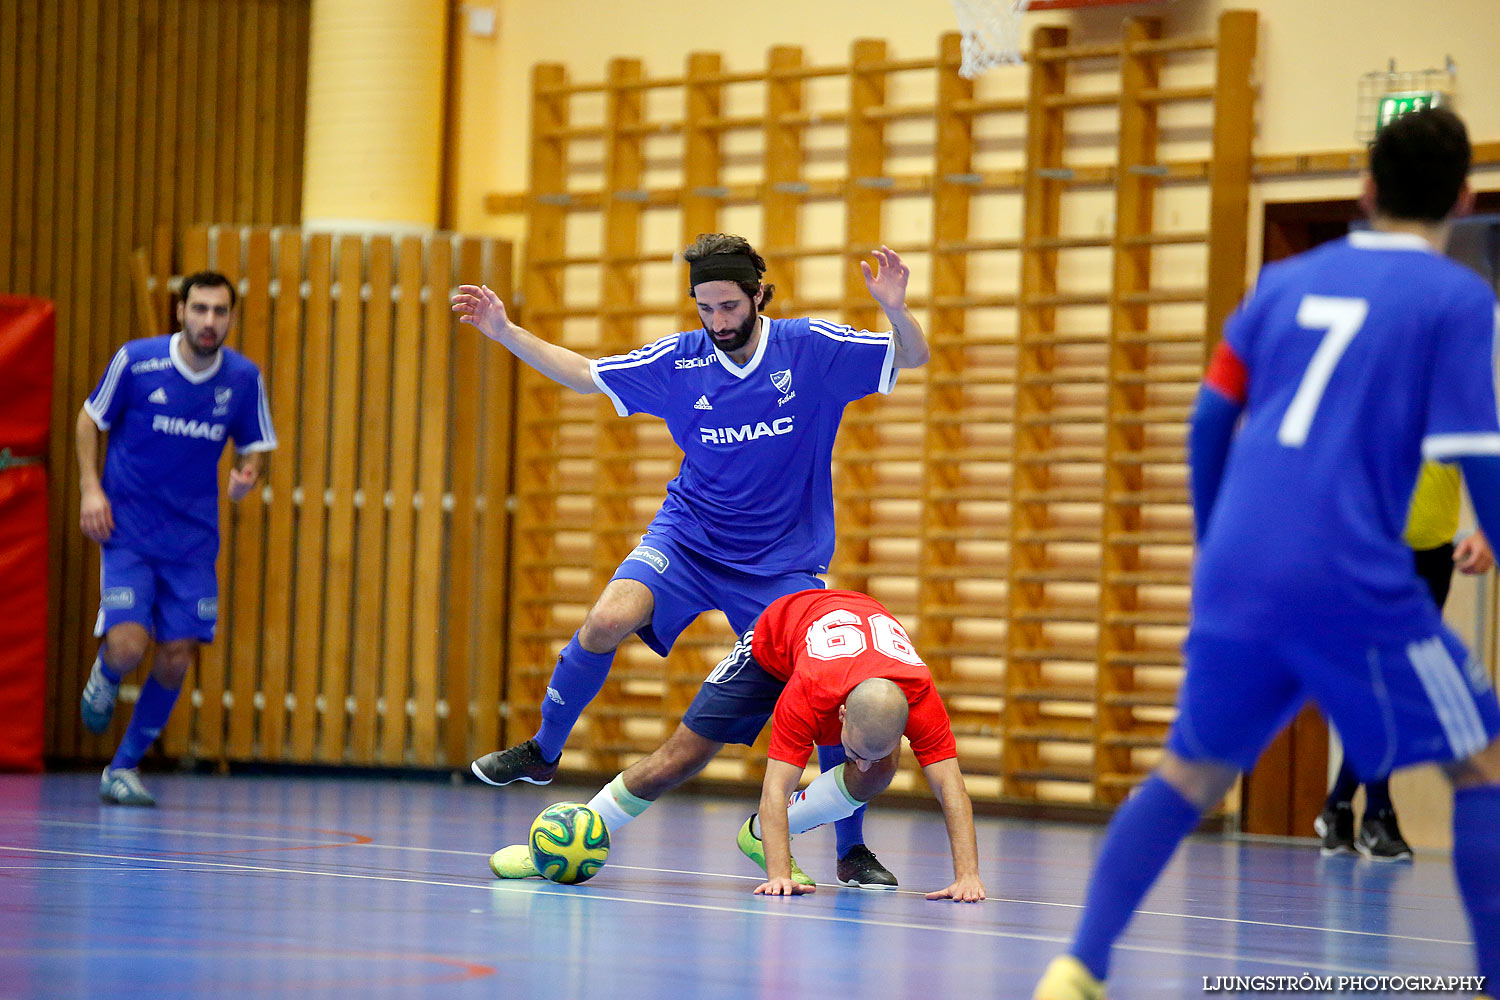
[472,580,654,787]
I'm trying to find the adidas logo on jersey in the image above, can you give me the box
[148,388,168,404]
[694,395,712,410]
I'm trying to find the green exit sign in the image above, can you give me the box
[1376,91,1445,131]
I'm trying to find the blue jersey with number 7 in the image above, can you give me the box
[1192,230,1500,641]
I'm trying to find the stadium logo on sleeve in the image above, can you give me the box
[625,546,670,573]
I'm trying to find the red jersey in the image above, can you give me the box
[751,589,957,769]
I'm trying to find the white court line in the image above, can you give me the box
[6,818,361,847]
[4,831,1469,946]
[0,842,1464,973]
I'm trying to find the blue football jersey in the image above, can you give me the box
[1194,231,1500,641]
[84,333,277,562]
[591,316,896,574]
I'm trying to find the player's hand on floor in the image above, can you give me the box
[80,486,114,542]
[451,284,512,341]
[926,875,985,902]
[755,877,816,896]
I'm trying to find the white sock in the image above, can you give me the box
[785,764,862,835]
[587,773,652,834]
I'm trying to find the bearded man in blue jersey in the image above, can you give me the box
[452,234,928,887]
[1036,108,1500,999]
[77,271,276,807]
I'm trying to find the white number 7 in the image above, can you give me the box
[1277,295,1369,447]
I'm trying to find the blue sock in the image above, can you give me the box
[817,745,866,856]
[1452,784,1500,983]
[1071,773,1202,980]
[533,635,616,761]
[96,654,122,685]
[110,676,180,771]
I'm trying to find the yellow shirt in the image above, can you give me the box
[1405,460,1461,550]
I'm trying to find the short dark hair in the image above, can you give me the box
[1370,107,1471,222]
[180,270,237,309]
[683,233,775,310]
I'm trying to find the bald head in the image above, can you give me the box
[842,678,909,760]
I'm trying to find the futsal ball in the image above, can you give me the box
[528,802,610,884]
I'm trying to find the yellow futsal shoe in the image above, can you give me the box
[736,815,815,886]
[488,844,540,879]
[1034,955,1106,1000]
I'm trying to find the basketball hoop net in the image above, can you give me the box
[951,0,1030,78]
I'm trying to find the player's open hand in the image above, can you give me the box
[79,484,113,543]
[452,284,512,342]
[754,877,816,896]
[859,246,910,313]
[926,874,985,902]
[227,465,258,502]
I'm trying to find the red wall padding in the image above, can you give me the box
[0,297,55,772]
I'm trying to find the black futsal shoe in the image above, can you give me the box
[470,738,560,786]
[836,844,899,889]
[1314,802,1356,857]
[1357,808,1413,862]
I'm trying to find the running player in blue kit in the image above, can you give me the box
[452,234,929,886]
[1036,108,1500,999]
[77,271,276,807]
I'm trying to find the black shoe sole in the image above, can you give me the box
[837,877,898,890]
[469,760,554,787]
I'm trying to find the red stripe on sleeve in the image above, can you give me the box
[1203,340,1248,405]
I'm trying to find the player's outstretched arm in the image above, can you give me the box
[754,759,816,896]
[859,246,929,370]
[75,407,113,543]
[451,283,600,395]
[920,757,985,902]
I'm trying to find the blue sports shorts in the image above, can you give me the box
[680,631,787,745]
[1167,624,1500,779]
[609,531,822,656]
[96,544,218,644]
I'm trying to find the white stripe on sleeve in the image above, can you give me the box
[82,347,130,430]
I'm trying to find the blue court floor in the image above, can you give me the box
[0,771,1481,999]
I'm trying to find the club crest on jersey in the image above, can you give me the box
[699,416,795,444]
[213,387,233,415]
[770,369,792,394]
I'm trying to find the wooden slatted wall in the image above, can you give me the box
[494,12,1257,806]
[49,226,516,769]
[0,0,312,760]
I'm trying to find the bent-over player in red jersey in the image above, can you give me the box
[489,589,984,901]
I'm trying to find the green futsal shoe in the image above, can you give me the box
[736,815,814,886]
[488,844,541,879]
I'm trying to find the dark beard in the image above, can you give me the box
[187,335,223,360]
[707,312,757,354]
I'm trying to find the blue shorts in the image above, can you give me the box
[96,544,218,644]
[1167,625,1500,780]
[609,532,823,656]
[680,632,787,745]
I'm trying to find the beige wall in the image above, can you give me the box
[451,0,1500,238]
